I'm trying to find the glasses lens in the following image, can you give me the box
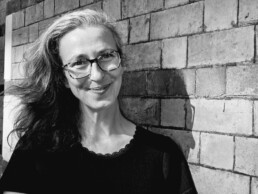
[98,51,120,71]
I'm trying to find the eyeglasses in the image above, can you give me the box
[62,50,121,79]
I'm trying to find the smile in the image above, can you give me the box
[88,83,111,93]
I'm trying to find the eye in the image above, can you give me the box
[99,52,116,62]
[70,59,88,68]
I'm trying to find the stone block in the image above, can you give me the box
[55,0,79,15]
[252,177,258,194]
[227,65,258,96]
[146,69,192,96]
[196,67,226,97]
[189,99,252,135]
[103,0,121,20]
[123,41,161,71]
[28,22,38,42]
[162,37,187,69]
[115,19,128,45]
[21,0,37,8]
[79,1,102,12]
[119,97,160,125]
[200,133,234,170]
[12,10,24,30]
[161,99,185,128]
[12,45,25,63]
[25,2,43,26]
[38,16,58,36]
[150,2,203,40]
[44,0,54,19]
[165,0,189,8]
[190,166,250,194]
[129,14,149,44]
[120,71,147,96]
[235,137,258,176]
[122,0,163,18]
[254,101,258,136]
[239,0,258,25]
[188,26,254,67]
[0,10,6,25]
[12,26,29,46]
[11,62,25,79]
[204,0,237,31]
[6,0,21,15]
[80,0,94,7]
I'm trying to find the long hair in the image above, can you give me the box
[8,9,123,151]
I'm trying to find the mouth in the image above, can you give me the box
[88,83,112,93]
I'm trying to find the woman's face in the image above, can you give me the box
[59,25,123,111]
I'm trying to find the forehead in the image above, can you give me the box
[59,25,117,62]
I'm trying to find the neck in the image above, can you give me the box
[79,101,133,144]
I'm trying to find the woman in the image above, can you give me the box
[0,9,197,194]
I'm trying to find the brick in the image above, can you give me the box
[150,2,203,40]
[190,166,250,194]
[120,71,147,96]
[147,69,192,96]
[150,128,200,163]
[80,0,94,7]
[115,19,128,45]
[12,10,24,30]
[12,26,29,46]
[21,0,36,8]
[239,0,258,25]
[252,177,258,194]
[185,99,194,130]
[55,0,79,15]
[189,99,252,135]
[6,0,21,15]
[196,67,226,97]
[227,65,258,95]
[119,97,159,125]
[201,133,234,170]
[188,26,254,67]
[204,0,237,31]
[44,0,54,19]
[161,99,185,128]
[122,0,163,18]
[235,137,258,176]
[25,2,43,26]
[11,62,25,79]
[165,0,189,8]
[129,14,149,44]
[162,37,187,69]
[103,0,121,20]
[12,45,25,63]
[28,22,38,42]
[123,41,161,71]
[254,101,258,136]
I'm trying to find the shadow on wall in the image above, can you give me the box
[119,69,196,161]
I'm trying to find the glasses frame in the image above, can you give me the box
[62,50,121,79]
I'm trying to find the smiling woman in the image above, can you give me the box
[0,9,197,194]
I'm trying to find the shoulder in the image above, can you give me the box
[136,126,183,156]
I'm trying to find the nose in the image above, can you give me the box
[89,61,104,81]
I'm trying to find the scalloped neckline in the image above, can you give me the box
[79,126,139,158]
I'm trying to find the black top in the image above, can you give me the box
[0,126,197,194]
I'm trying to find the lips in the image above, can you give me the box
[88,83,111,93]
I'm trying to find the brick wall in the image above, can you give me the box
[2,0,258,193]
